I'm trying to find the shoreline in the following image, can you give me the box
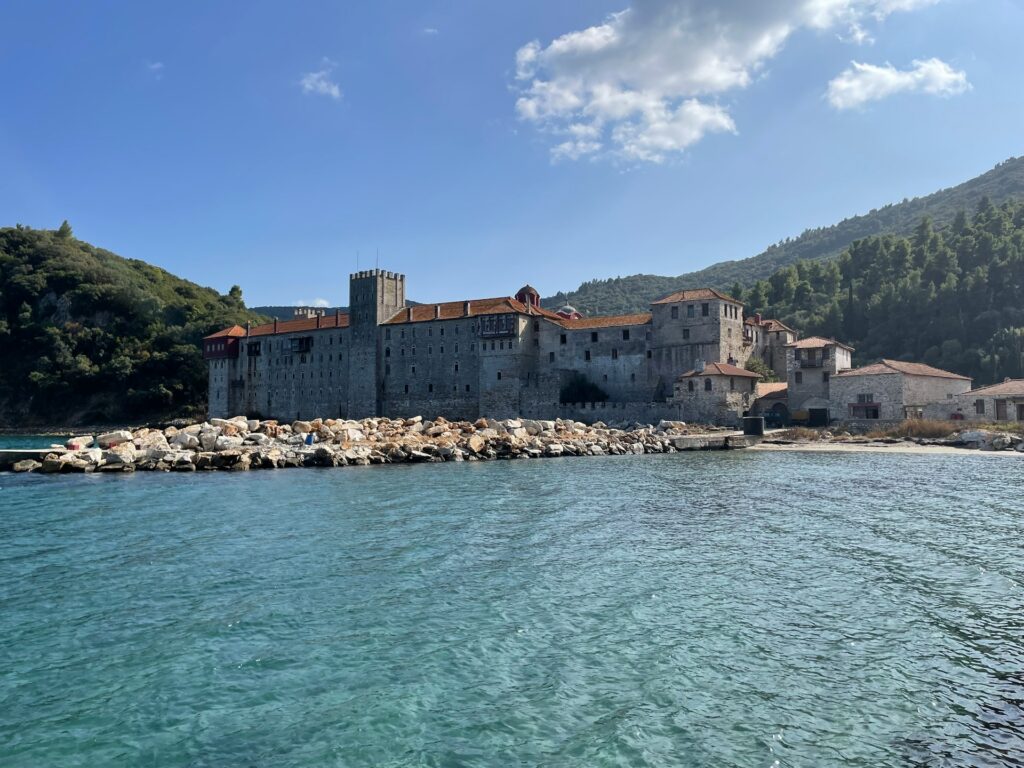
[4,416,1023,474]
[751,440,1024,457]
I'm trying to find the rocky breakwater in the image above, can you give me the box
[8,417,757,474]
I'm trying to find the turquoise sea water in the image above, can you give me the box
[0,434,68,449]
[2,451,1022,767]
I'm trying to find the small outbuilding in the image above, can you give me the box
[672,362,761,426]
[948,378,1024,423]
[830,359,972,422]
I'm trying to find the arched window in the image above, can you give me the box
[704,378,712,391]
[687,380,694,392]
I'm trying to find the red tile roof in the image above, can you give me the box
[677,362,762,379]
[381,297,564,325]
[204,325,247,339]
[558,312,652,329]
[965,379,1024,396]
[755,382,788,399]
[745,317,796,334]
[652,288,739,305]
[785,336,854,351]
[833,359,971,381]
[206,313,352,340]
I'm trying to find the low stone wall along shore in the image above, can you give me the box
[4,416,759,474]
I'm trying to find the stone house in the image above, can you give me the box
[945,379,1024,423]
[671,362,761,425]
[784,337,854,425]
[830,360,972,423]
[744,315,797,379]
[204,268,794,423]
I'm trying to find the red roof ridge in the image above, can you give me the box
[677,361,761,379]
[204,325,246,339]
[965,378,1024,395]
[557,312,652,329]
[833,359,971,380]
[785,335,855,351]
[651,287,740,305]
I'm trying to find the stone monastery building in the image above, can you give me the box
[204,268,797,424]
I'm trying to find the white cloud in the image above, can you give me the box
[513,0,946,163]
[422,27,439,35]
[826,57,970,109]
[300,58,342,100]
[146,61,164,79]
[296,298,331,308]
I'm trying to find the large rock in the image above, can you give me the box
[137,431,170,450]
[199,428,220,452]
[292,420,313,434]
[466,434,486,454]
[215,435,245,451]
[12,459,41,472]
[171,432,200,450]
[65,435,94,450]
[96,430,133,449]
[103,443,137,465]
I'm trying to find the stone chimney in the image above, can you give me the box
[463,301,472,316]
[245,321,251,337]
[754,313,762,324]
[273,317,279,333]
[434,304,442,319]
[695,359,705,374]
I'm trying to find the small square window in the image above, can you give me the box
[591,331,598,342]
[622,329,630,341]
[560,334,567,345]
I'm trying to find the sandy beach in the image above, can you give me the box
[751,439,1024,457]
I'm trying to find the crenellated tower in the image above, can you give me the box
[347,269,406,416]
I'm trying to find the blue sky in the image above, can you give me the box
[1,0,1021,307]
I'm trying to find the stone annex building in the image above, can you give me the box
[205,268,1024,427]
[203,269,798,425]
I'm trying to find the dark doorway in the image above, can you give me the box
[808,408,829,427]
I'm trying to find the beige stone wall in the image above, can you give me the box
[829,372,904,421]
[671,373,757,425]
[952,392,1024,422]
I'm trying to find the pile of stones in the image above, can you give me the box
[11,417,747,474]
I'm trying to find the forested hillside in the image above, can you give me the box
[546,157,1024,314]
[738,198,1024,385]
[0,224,264,426]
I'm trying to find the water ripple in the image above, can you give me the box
[1,452,1022,767]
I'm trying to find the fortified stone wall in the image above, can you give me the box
[208,270,800,424]
[380,315,483,421]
